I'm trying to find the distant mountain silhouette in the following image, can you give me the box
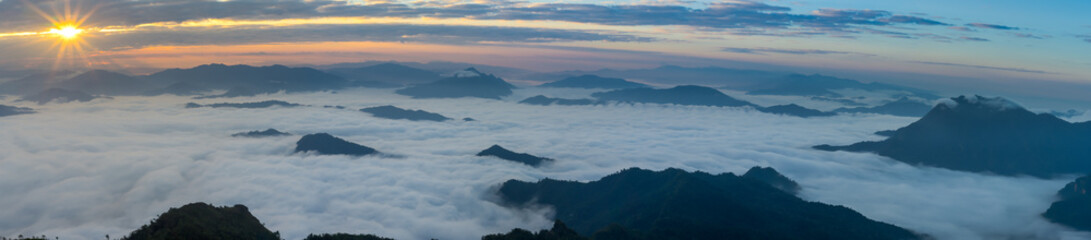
[232,129,291,138]
[194,86,260,99]
[483,221,587,240]
[540,75,649,89]
[360,105,450,121]
[834,97,934,117]
[815,95,1091,178]
[303,233,394,240]
[121,202,280,240]
[519,95,601,106]
[295,133,378,156]
[745,74,935,99]
[812,96,867,106]
[20,88,99,104]
[591,85,756,107]
[0,71,73,94]
[477,145,553,167]
[186,100,301,109]
[395,68,514,99]
[148,64,347,94]
[328,63,441,86]
[60,70,158,95]
[144,82,209,96]
[496,167,921,239]
[1043,175,1091,231]
[742,166,802,195]
[0,104,33,117]
[758,104,836,118]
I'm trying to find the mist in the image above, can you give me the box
[0,87,1085,240]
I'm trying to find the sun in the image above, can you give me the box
[49,25,84,40]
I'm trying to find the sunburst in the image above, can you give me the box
[22,0,102,70]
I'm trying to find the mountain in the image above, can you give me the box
[327,63,441,86]
[121,202,280,240]
[143,82,209,96]
[186,100,302,109]
[476,145,553,167]
[742,166,802,195]
[524,65,784,88]
[482,221,587,240]
[1043,175,1091,231]
[540,75,649,89]
[194,86,260,99]
[295,133,378,156]
[815,95,1091,178]
[303,233,394,240]
[394,68,514,99]
[759,104,836,118]
[60,70,159,95]
[496,167,921,239]
[834,97,934,117]
[232,129,291,138]
[519,95,601,106]
[20,88,99,104]
[147,64,348,94]
[0,71,73,95]
[0,104,34,117]
[360,105,451,122]
[591,85,756,108]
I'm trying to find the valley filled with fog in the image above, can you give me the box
[1,87,1085,240]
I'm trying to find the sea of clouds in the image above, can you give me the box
[0,87,1087,240]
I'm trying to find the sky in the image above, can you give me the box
[0,0,1089,100]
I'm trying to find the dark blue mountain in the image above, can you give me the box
[476,145,553,167]
[1043,175,1091,231]
[360,105,450,122]
[122,202,280,240]
[395,68,514,99]
[540,75,649,89]
[834,97,934,117]
[759,104,836,118]
[194,86,259,99]
[231,129,291,138]
[61,70,158,96]
[20,88,99,104]
[742,166,802,195]
[815,95,1091,178]
[295,133,378,156]
[186,100,301,109]
[519,95,601,106]
[328,63,441,86]
[591,85,756,107]
[497,167,921,239]
[144,82,209,96]
[148,64,348,94]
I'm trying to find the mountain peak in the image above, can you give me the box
[937,95,1023,112]
[453,68,484,78]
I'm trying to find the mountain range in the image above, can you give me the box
[1043,175,1091,231]
[815,95,1091,178]
[295,133,378,156]
[539,75,649,89]
[360,106,451,122]
[496,167,922,239]
[476,145,553,167]
[395,68,515,99]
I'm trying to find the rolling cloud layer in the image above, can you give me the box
[0,87,1087,240]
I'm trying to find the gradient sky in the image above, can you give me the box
[0,0,1089,101]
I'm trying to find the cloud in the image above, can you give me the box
[967,23,1020,30]
[722,47,868,56]
[960,36,990,42]
[1011,33,1047,39]
[0,87,1087,240]
[948,26,975,32]
[0,0,952,40]
[913,61,1051,74]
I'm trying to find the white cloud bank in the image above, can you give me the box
[0,87,1086,240]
